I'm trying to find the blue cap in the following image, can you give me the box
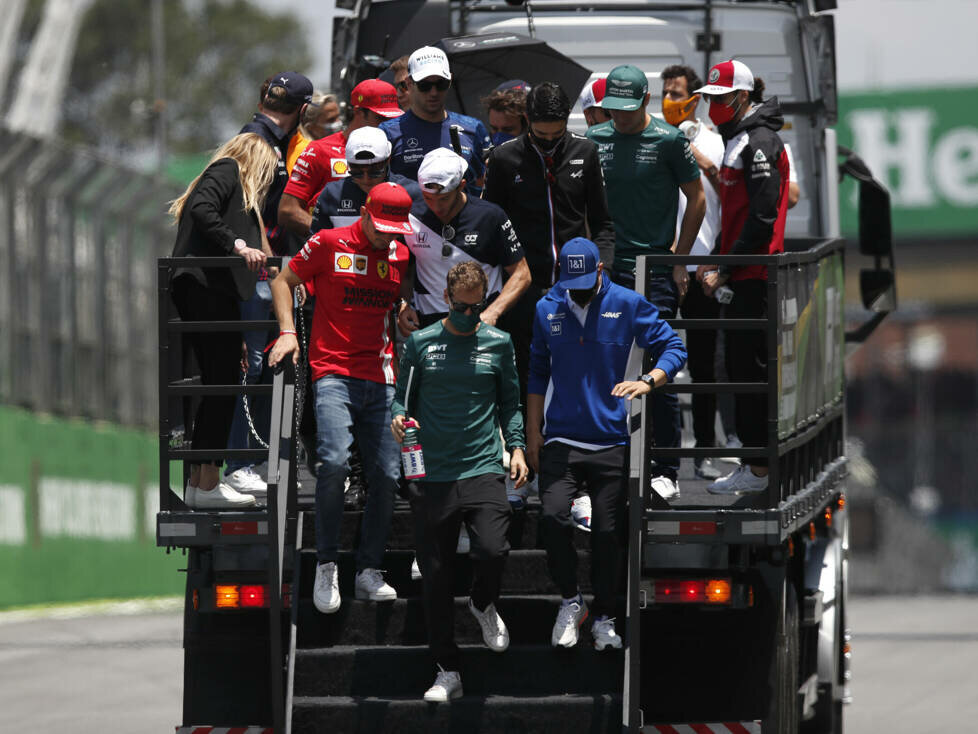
[558,237,599,289]
[495,79,530,93]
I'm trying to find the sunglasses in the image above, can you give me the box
[416,78,451,93]
[440,224,456,258]
[449,297,488,314]
[349,165,388,179]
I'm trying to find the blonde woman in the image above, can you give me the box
[169,133,277,509]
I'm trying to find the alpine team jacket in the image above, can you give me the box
[485,131,615,289]
[528,277,687,445]
[715,97,791,282]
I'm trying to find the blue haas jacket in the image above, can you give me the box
[528,276,687,445]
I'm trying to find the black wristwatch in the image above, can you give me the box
[640,373,655,387]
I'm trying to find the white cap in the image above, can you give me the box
[577,77,606,111]
[417,148,466,192]
[694,59,754,95]
[408,46,452,82]
[345,127,392,165]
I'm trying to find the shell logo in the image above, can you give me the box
[333,160,349,175]
[337,255,353,270]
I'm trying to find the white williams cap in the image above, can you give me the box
[408,46,452,82]
[345,127,392,165]
[417,148,466,192]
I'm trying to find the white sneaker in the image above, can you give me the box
[253,461,269,482]
[424,666,462,702]
[650,476,680,501]
[456,526,470,555]
[193,482,257,509]
[469,599,509,652]
[720,434,743,464]
[411,556,423,581]
[552,597,589,648]
[313,561,340,614]
[506,475,528,510]
[355,568,397,601]
[570,495,592,532]
[708,465,768,495]
[224,466,268,496]
[592,616,622,651]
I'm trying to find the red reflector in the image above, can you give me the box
[221,521,259,535]
[239,585,266,607]
[679,521,717,535]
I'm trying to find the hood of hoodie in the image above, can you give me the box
[718,96,784,140]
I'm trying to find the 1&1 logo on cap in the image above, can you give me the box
[566,255,587,274]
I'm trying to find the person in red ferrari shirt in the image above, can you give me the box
[279,79,403,239]
[269,183,414,615]
[696,59,790,496]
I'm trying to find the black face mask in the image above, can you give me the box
[530,132,563,155]
[569,280,600,307]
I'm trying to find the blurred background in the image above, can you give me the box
[0,0,976,605]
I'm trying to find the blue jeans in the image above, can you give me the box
[313,375,400,569]
[226,280,272,472]
[614,270,681,480]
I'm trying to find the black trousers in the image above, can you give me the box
[171,276,241,467]
[726,279,769,466]
[539,443,627,618]
[680,276,721,448]
[412,473,511,671]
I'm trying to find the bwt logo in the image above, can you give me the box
[566,255,586,274]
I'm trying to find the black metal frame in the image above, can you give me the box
[156,257,300,734]
[624,238,848,732]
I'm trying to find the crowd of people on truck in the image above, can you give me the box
[168,42,793,702]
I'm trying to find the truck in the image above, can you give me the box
[156,1,897,732]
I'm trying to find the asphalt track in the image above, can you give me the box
[1,595,976,732]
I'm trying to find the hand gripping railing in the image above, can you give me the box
[156,256,300,734]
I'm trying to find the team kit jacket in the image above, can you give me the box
[587,116,700,276]
[380,110,491,197]
[528,277,687,446]
[391,322,525,482]
[284,130,349,210]
[405,196,524,317]
[484,130,616,288]
[288,219,409,385]
[311,173,422,233]
[714,97,791,281]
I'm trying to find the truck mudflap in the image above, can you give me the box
[175,728,272,734]
[646,723,760,733]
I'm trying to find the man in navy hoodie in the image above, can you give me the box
[526,237,686,651]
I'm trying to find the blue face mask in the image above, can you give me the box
[447,309,481,333]
[491,131,516,147]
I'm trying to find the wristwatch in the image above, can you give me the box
[640,373,656,387]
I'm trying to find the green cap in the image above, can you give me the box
[601,65,648,111]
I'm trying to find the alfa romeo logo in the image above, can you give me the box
[709,68,720,83]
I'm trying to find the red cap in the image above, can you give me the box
[365,183,413,234]
[350,79,404,119]
[695,60,755,95]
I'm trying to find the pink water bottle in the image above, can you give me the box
[400,419,426,479]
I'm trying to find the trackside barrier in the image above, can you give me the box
[157,256,301,734]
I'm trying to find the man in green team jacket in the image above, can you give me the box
[390,260,529,703]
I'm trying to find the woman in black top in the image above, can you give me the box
[169,133,277,509]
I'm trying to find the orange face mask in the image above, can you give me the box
[662,94,700,127]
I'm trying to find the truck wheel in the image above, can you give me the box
[807,594,845,734]
[765,582,799,734]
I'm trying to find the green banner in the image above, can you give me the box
[0,406,182,609]
[837,87,978,238]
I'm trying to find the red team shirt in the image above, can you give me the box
[284,130,349,209]
[289,220,409,385]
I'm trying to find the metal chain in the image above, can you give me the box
[240,301,309,452]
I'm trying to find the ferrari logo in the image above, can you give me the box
[377,261,389,279]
